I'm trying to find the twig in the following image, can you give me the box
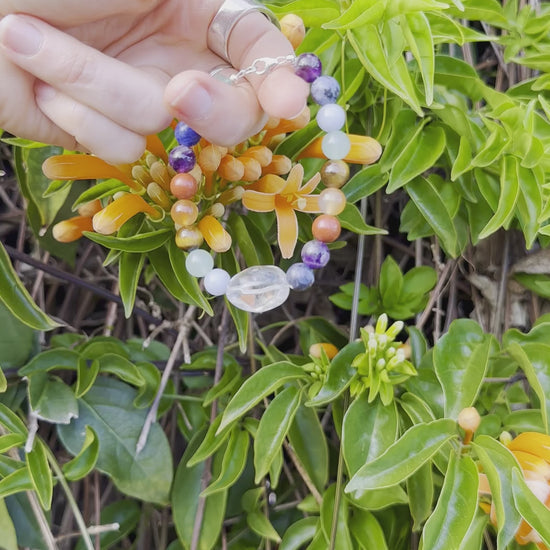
[55,523,120,542]
[136,306,196,454]
[283,441,323,505]
[491,232,510,339]
[191,307,230,550]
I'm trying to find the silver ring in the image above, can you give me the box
[207,0,280,63]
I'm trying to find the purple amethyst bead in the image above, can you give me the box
[174,122,201,146]
[301,240,330,269]
[295,53,322,83]
[169,145,196,173]
[286,263,315,291]
[311,75,341,105]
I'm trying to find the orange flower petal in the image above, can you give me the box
[251,174,287,194]
[93,194,158,234]
[145,134,168,163]
[52,216,93,242]
[283,164,303,194]
[297,194,321,213]
[275,201,298,259]
[198,215,232,253]
[242,190,276,212]
[299,172,321,195]
[43,155,140,190]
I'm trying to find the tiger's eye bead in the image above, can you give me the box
[170,173,198,200]
[312,215,341,243]
[175,226,203,250]
[171,199,198,226]
[320,160,350,188]
[318,188,346,216]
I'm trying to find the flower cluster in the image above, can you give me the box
[349,314,416,405]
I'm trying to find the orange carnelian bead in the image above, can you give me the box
[170,173,198,200]
[318,188,346,215]
[175,226,203,250]
[170,199,198,226]
[312,214,341,242]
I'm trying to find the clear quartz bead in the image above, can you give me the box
[322,131,351,160]
[226,266,290,313]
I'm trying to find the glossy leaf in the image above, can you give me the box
[434,319,496,419]
[83,227,172,252]
[406,462,433,531]
[320,485,353,549]
[0,404,27,436]
[187,416,232,467]
[0,242,60,330]
[62,426,99,481]
[202,429,249,497]
[342,395,398,476]
[0,434,25,454]
[58,377,173,504]
[75,357,100,398]
[26,439,53,510]
[27,373,78,424]
[0,302,37,369]
[472,435,522,548]
[279,518,318,550]
[218,362,307,433]
[268,0,340,26]
[18,348,80,376]
[288,404,328,492]
[322,0,385,30]
[0,498,17,550]
[254,385,301,482]
[339,203,386,235]
[349,509,388,550]
[119,251,145,318]
[342,165,388,203]
[511,469,550,547]
[0,369,6,394]
[346,419,457,496]
[420,454,479,550]
[247,511,281,543]
[0,468,33,499]
[172,429,226,550]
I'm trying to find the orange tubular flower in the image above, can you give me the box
[198,215,232,253]
[93,193,162,235]
[43,155,142,191]
[52,216,94,242]
[242,164,321,258]
[298,134,383,165]
[480,432,550,549]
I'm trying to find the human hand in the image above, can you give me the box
[0,0,309,164]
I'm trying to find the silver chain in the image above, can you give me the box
[227,54,297,84]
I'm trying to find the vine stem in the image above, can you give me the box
[329,197,368,549]
[136,306,196,454]
[46,448,95,550]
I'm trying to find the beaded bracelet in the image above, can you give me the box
[167,52,352,314]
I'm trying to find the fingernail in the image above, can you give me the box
[35,82,57,102]
[169,82,212,121]
[0,16,43,56]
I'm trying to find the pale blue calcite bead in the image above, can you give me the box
[226,266,290,313]
[322,131,351,160]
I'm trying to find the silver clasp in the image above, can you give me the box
[229,54,297,83]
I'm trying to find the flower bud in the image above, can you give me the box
[240,156,262,181]
[458,407,481,435]
[218,155,245,182]
[280,14,306,50]
[52,216,93,242]
[198,215,232,253]
[309,342,339,360]
[262,155,292,176]
[76,199,102,217]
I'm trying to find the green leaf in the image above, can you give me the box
[0,403,27,436]
[379,256,403,308]
[280,517,318,550]
[167,241,213,315]
[187,416,233,467]
[307,341,363,406]
[0,434,25,454]
[338,203,386,235]
[18,348,80,376]
[202,429,249,497]
[26,440,53,510]
[172,429,226,550]
[322,0,385,30]
[388,125,446,192]
[434,319,497,419]
[420,454,479,550]
[218,362,307,433]
[349,509,388,550]
[254,385,301,483]
[407,463,433,531]
[0,468,33,499]
[247,511,281,543]
[268,0,340,26]
[27,373,79,424]
[405,176,459,256]
[0,301,37,369]
[403,12,435,105]
[346,419,457,496]
[342,395,398,476]
[0,498,18,550]
[342,164,388,203]
[0,369,6,394]
[0,243,60,330]
[288,404,328,492]
[228,212,272,267]
[57,377,173,504]
[512,469,550,547]
[479,155,521,239]
[119,252,145,318]
[507,342,550,434]
[62,426,99,481]
[472,435,522,548]
[83,227,172,252]
[320,485,353,549]
[72,179,127,209]
[75,357,100,398]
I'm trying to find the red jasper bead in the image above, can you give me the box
[312,214,341,243]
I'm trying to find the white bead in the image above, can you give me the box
[226,266,290,313]
[185,249,214,277]
[321,131,351,160]
[203,268,230,296]
[316,104,346,132]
